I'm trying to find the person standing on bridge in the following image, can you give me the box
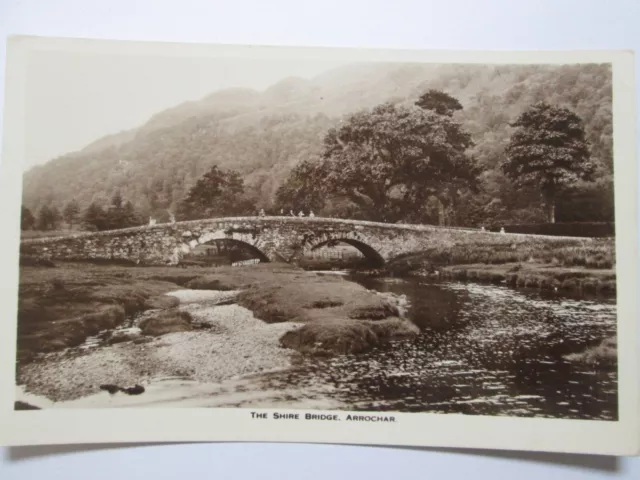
[309,210,315,218]
[298,211,305,217]
[259,208,265,217]
[290,210,295,217]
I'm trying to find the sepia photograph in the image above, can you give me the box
[0,37,637,453]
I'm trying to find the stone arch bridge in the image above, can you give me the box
[20,216,495,267]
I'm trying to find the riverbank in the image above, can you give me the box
[17,262,417,366]
[383,237,616,296]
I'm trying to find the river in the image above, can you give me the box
[251,273,618,420]
[18,273,618,419]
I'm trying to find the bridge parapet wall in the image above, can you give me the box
[20,216,593,266]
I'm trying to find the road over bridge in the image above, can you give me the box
[20,216,519,266]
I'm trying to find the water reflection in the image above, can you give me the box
[259,277,617,420]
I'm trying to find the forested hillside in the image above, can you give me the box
[22,62,613,226]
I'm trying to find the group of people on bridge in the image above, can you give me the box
[258,208,315,218]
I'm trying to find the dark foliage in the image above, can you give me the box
[36,205,61,231]
[83,193,144,231]
[22,63,614,228]
[62,199,80,228]
[177,164,255,220]
[277,98,481,223]
[21,206,35,230]
[502,102,594,223]
[415,89,463,116]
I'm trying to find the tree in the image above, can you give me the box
[36,205,59,230]
[274,157,328,213]
[83,202,107,231]
[502,102,594,223]
[415,89,463,116]
[50,206,62,230]
[121,201,142,227]
[63,199,80,229]
[277,98,480,223]
[21,206,35,230]
[110,191,124,209]
[178,165,255,220]
[100,193,143,230]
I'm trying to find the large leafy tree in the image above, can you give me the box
[178,164,255,220]
[502,102,594,223]
[274,157,328,213]
[277,94,479,222]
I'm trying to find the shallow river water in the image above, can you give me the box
[254,275,618,420]
[19,275,618,419]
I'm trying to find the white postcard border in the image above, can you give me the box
[0,36,637,455]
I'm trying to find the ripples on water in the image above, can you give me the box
[260,277,618,420]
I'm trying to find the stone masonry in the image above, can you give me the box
[20,216,584,266]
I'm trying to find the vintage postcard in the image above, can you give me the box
[0,36,637,454]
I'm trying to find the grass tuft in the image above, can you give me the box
[565,336,617,366]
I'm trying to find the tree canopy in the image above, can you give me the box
[277,94,480,223]
[415,89,463,116]
[502,102,594,223]
[82,194,143,231]
[21,63,614,229]
[178,164,255,220]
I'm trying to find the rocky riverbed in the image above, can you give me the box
[17,290,304,405]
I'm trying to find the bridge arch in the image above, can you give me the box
[175,229,272,264]
[302,234,385,267]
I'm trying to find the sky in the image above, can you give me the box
[24,49,347,170]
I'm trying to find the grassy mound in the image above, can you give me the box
[16,262,197,362]
[144,295,181,310]
[388,237,614,271]
[19,304,125,357]
[139,310,194,336]
[185,276,239,291]
[280,321,379,355]
[280,317,419,355]
[437,262,616,296]
[233,267,402,324]
[385,237,616,296]
[565,337,617,366]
